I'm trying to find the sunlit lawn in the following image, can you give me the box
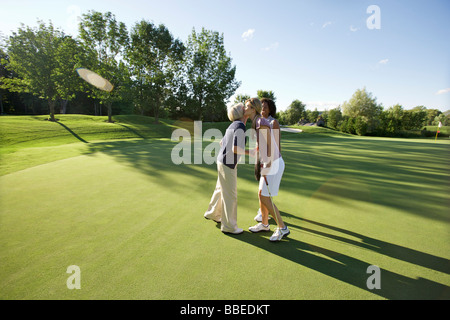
[1,115,449,299]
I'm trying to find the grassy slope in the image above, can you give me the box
[0,115,449,300]
[0,115,170,176]
[0,115,238,176]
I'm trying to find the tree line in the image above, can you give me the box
[0,10,239,122]
[277,88,449,137]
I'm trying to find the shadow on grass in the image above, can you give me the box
[280,133,450,223]
[71,125,449,299]
[292,216,450,275]
[55,121,88,143]
[83,138,218,189]
[115,123,146,139]
[228,213,450,300]
[82,130,450,224]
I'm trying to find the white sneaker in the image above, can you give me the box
[204,213,221,223]
[249,223,270,233]
[269,227,290,242]
[222,228,244,235]
[254,210,272,222]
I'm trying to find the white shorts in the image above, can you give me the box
[259,157,285,197]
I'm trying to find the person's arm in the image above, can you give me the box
[258,125,272,176]
[272,120,281,153]
[233,144,256,156]
[232,145,246,155]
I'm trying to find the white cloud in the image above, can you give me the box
[322,21,332,29]
[436,88,450,95]
[242,29,255,41]
[369,58,389,70]
[350,25,359,32]
[261,42,279,51]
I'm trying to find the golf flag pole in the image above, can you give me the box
[435,121,442,142]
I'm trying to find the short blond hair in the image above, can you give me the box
[227,102,245,121]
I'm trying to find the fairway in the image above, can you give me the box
[1,116,449,300]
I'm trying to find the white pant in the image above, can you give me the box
[259,157,285,197]
[204,162,239,233]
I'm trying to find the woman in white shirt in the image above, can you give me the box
[244,98,289,242]
[254,98,282,224]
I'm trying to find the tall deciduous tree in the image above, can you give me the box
[127,20,184,123]
[2,21,81,121]
[234,94,250,104]
[79,11,129,122]
[257,90,276,102]
[0,45,10,114]
[185,28,240,121]
[341,87,382,133]
[327,107,343,129]
[278,99,305,125]
[286,99,306,125]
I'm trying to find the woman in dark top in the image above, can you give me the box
[204,103,248,234]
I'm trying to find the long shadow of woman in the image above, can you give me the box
[226,213,450,300]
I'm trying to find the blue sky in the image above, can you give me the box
[1,0,449,112]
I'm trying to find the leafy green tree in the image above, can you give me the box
[79,11,129,122]
[342,87,382,133]
[234,94,250,104]
[310,108,320,123]
[327,107,342,129]
[434,113,449,126]
[0,45,10,114]
[389,104,404,134]
[56,36,87,113]
[339,116,349,133]
[127,20,184,123]
[318,110,328,126]
[403,106,427,130]
[376,104,406,136]
[281,99,306,125]
[425,108,441,125]
[257,90,276,102]
[304,110,312,122]
[185,28,240,121]
[347,117,356,134]
[277,111,287,124]
[165,76,191,119]
[355,116,368,135]
[1,21,82,121]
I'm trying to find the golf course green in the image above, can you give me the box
[1,115,449,300]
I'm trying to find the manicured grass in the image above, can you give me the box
[0,114,174,150]
[0,115,177,176]
[0,115,449,299]
[288,124,353,136]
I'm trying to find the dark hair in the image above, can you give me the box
[261,98,277,117]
